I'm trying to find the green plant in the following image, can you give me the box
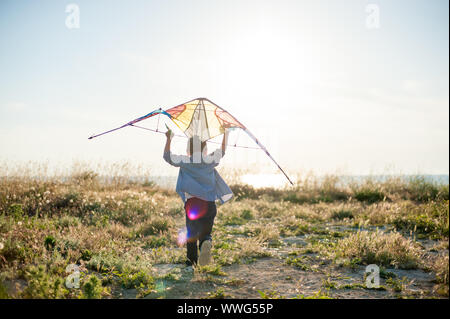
[386,277,408,293]
[81,275,105,299]
[331,209,354,220]
[299,289,333,299]
[379,267,397,279]
[257,289,285,299]
[138,218,171,236]
[0,282,10,299]
[240,209,254,220]
[44,235,56,250]
[405,177,448,202]
[283,193,307,204]
[119,270,154,289]
[208,287,228,299]
[354,189,385,203]
[21,266,69,299]
[334,230,422,269]
[8,204,24,219]
[81,249,93,261]
[144,236,167,248]
[285,256,314,271]
[322,278,337,289]
[197,264,227,276]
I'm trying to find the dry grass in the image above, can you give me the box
[332,230,423,269]
[0,164,448,298]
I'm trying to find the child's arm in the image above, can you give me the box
[163,128,185,167]
[164,128,173,153]
[221,129,229,155]
[163,128,176,165]
[206,130,229,166]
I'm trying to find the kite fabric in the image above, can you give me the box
[88,97,294,185]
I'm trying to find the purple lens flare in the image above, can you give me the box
[185,197,208,221]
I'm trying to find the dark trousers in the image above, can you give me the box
[185,199,217,264]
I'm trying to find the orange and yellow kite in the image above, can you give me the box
[88,97,293,185]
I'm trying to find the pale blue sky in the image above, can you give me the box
[0,0,448,177]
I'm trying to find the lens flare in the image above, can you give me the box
[155,280,165,294]
[177,227,188,246]
[185,197,208,220]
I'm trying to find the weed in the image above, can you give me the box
[257,289,285,299]
[208,287,228,299]
[81,275,108,299]
[21,265,69,299]
[354,189,385,204]
[334,230,422,269]
[285,256,314,271]
[44,235,56,250]
[138,218,171,236]
[240,209,254,220]
[119,270,155,290]
[331,209,354,220]
[197,264,227,276]
[386,277,409,293]
[322,278,338,289]
[299,289,333,299]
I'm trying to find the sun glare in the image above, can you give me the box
[241,173,294,188]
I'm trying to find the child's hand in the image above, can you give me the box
[165,124,173,139]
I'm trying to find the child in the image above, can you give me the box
[163,129,232,266]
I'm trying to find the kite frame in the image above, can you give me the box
[88,97,294,185]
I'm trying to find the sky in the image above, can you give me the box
[0,0,448,178]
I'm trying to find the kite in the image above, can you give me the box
[88,97,293,185]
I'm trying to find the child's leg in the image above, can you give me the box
[198,202,217,247]
[186,241,198,265]
[185,202,200,264]
[198,202,217,266]
[185,199,216,265]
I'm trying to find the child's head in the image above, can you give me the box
[187,136,207,156]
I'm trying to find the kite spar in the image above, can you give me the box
[88,97,294,185]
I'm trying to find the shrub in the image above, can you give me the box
[57,215,80,228]
[7,204,24,219]
[283,193,307,204]
[433,255,449,285]
[54,192,80,209]
[240,209,254,220]
[0,239,28,265]
[81,249,93,261]
[230,184,260,200]
[0,282,9,299]
[331,209,354,220]
[81,275,105,299]
[144,236,167,248]
[334,230,422,269]
[405,177,448,202]
[70,170,98,184]
[44,235,56,250]
[119,270,154,289]
[222,214,246,226]
[354,189,385,203]
[21,266,69,299]
[138,218,171,236]
[393,201,449,239]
